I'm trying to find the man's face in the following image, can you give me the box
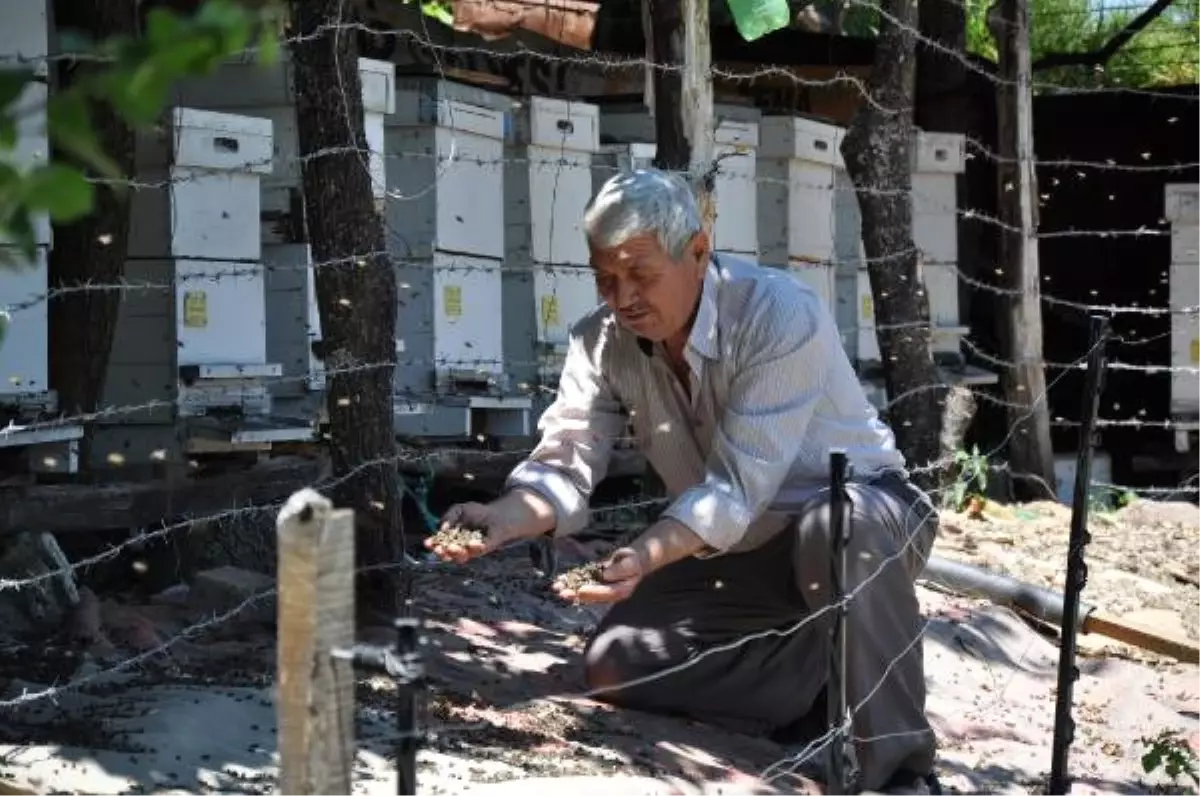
[590,231,709,343]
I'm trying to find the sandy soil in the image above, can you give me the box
[0,499,1196,795]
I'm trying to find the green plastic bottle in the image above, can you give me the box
[726,0,791,41]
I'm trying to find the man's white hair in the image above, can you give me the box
[582,168,703,261]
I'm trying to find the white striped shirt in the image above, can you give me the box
[506,254,907,555]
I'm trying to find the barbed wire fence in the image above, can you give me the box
[0,0,1198,793]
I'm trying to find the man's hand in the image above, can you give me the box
[425,489,556,565]
[551,547,644,604]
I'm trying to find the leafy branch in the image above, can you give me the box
[0,0,284,270]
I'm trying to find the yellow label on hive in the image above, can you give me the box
[861,295,873,319]
[1191,338,1199,363]
[443,285,462,319]
[541,295,560,328]
[183,291,208,328]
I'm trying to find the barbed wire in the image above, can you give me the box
[0,5,1196,792]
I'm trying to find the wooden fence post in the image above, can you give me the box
[276,488,356,794]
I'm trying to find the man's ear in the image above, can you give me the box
[688,230,710,270]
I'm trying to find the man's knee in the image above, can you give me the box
[582,621,693,694]
[796,484,934,576]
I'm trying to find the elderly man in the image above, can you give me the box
[427,169,940,794]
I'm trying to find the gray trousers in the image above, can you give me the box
[582,473,939,792]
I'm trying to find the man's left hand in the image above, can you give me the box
[552,548,643,604]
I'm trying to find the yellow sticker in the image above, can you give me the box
[540,294,560,328]
[183,291,208,328]
[861,295,873,319]
[1191,338,1199,363]
[443,285,462,319]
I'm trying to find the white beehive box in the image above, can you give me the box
[854,266,966,364]
[503,97,601,399]
[911,131,964,266]
[758,115,844,314]
[0,0,48,74]
[169,55,391,205]
[128,108,273,261]
[711,119,759,257]
[1165,183,1199,418]
[386,77,510,260]
[109,108,278,427]
[393,252,505,397]
[263,243,325,398]
[0,245,50,399]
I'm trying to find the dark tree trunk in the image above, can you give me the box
[841,0,946,492]
[289,0,405,607]
[915,0,967,134]
[646,0,689,173]
[48,0,139,464]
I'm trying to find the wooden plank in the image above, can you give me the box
[0,455,326,536]
[276,489,356,794]
[1085,612,1200,665]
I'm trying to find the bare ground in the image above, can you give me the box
[0,498,1196,795]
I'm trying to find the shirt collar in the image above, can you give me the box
[635,255,721,362]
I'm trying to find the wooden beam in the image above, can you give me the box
[0,456,325,536]
[989,0,1056,500]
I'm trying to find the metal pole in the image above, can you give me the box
[827,450,856,794]
[1048,315,1110,794]
[394,617,424,796]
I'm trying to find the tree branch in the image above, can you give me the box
[1032,0,1176,70]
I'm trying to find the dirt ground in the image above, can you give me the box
[0,498,1196,795]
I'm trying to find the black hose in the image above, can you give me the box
[920,555,1097,633]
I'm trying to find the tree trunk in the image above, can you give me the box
[647,0,689,172]
[47,0,139,465]
[989,0,1056,500]
[841,0,946,492]
[289,0,405,607]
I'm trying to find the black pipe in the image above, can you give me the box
[1049,316,1109,795]
[919,556,1098,632]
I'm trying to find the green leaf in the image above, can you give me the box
[22,164,95,221]
[0,70,35,111]
[0,113,18,151]
[46,93,122,180]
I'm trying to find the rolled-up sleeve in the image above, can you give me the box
[505,331,626,536]
[662,294,827,553]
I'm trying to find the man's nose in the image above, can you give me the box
[614,280,638,310]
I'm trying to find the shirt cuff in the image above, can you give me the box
[661,484,754,554]
[505,461,590,536]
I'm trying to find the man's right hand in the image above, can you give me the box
[425,489,557,565]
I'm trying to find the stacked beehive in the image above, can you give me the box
[758,115,844,316]
[503,96,602,413]
[169,55,396,408]
[99,107,276,467]
[385,76,529,438]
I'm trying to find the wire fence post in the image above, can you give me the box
[1048,315,1110,795]
[827,450,857,794]
[276,488,357,795]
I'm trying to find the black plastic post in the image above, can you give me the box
[1048,315,1110,794]
[827,450,856,794]
[332,616,427,796]
[393,617,425,796]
